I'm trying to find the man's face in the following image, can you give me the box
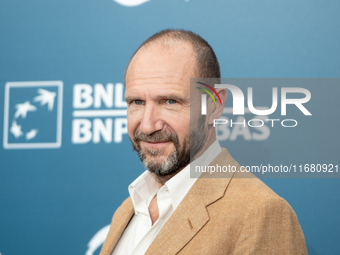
[125,42,205,177]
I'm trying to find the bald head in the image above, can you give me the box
[126,41,197,89]
[125,29,220,82]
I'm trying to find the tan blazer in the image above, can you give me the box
[100,148,307,255]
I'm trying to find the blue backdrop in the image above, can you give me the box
[1,0,339,254]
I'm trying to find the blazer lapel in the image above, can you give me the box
[100,198,134,255]
[145,148,236,255]
[145,185,209,255]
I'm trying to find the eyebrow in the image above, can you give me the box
[125,96,139,103]
[157,94,188,103]
[125,94,189,104]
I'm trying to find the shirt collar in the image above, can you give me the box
[128,171,159,215]
[128,140,222,215]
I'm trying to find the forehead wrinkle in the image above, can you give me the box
[131,73,188,80]
[126,86,187,97]
[127,76,190,87]
[129,65,194,78]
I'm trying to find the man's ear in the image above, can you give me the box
[208,89,227,125]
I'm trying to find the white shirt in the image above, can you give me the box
[111,140,222,255]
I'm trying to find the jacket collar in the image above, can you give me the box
[100,148,237,255]
[100,198,134,255]
[145,148,236,254]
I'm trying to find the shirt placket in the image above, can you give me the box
[131,187,173,255]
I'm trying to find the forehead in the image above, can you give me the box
[125,41,196,93]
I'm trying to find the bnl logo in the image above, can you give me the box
[198,82,312,116]
[3,81,63,149]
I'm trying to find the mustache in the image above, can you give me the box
[134,130,178,143]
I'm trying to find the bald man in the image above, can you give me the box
[100,29,307,255]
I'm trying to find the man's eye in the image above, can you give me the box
[132,100,144,105]
[166,99,177,105]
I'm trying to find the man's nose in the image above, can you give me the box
[140,103,164,135]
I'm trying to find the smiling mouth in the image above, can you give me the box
[141,140,172,148]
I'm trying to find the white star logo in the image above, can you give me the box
[3,80,63,149]
[34,89,56,111]
[26,129,38,140]
[14,101,37,119]
[10,120,23,138]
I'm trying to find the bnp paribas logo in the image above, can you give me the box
[3,81,63,149]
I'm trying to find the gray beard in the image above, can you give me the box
[131,115,206,177]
